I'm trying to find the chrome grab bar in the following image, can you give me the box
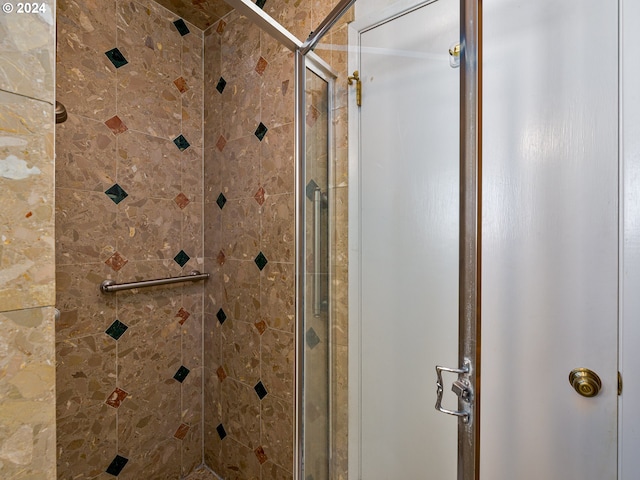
[100,270,209,294]
[313,188,322,317]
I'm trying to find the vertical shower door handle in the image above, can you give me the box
[313,188,322,317]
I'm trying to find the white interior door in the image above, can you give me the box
[481,0,618,478]
[352,0,460,478]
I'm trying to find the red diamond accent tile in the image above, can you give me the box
[254,320,267,335]
[105,115,128,135]
[216,135,227,152]
[174,423,190,440]
[173,76,189,93]
[176,307,191,325]
[255,56,268,75]
[254,446,268,464]
[254,186,265,206]
[106,387,128,408]
[216,366,227,382]
[216,250,226,265]
[105,251,128,272]
[175,192,190,209]
[306,105,320,127]
[216,20,226,35]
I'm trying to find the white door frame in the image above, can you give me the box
[620,1,640,478]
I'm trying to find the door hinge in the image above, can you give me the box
[348,70,362,107]
[618,371,623,396]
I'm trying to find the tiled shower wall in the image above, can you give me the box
[202,12,297,479]
[54,1,204,478]
[201,2,349,479]
[0,6,56,479]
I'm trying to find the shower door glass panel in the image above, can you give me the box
[356,0,460,477]
[303,66,331,480]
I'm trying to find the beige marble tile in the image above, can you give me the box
[219,73,262,144]
[260,392,294,471]
[0,307,56,479]
[0,8,55,102]
[260,50,295,130]
[181,367,203,476]
[260,328,294,401]
[0,92,55,311]
[221,319,260,385]
[153,0,233,30]
[219,437,261,480]
[221,259,261,324]
[56,402,117,479]
[332,344,349,479]
[261,193,294,264]
[260,123,295,196]
[55,188,118,266]
[203,264,222,315]
[116,129,182,201]
[55,263,117,340]
[204,147,223,206]
[182,32,205,150]
[56,334,117,420]
[262,0,312,43]
[56,0,117,120]
[116,1,184,140]
[55,113,117,191]
[221,196,261,260]
[203,376,222,473]
[221,12,261,80]
[182,146,205,204]
[262,461,294,480]
[114,197,184,263]
[184,464,221,480]
[220,378,260,449]
[219,135,261,200]
[260,262,295,333]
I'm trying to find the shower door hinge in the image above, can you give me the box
[348,70,362,107]
[618,371,622,396]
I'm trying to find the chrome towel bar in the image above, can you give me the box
[100,270,209,294]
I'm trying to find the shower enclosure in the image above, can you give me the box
[6,0,640,478]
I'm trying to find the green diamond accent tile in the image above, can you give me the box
[173,19,190,36]
[256,0,266,9]
[105,183,128,205]
[254,380,268,399]
[105,48,128,68]
[105,320,128,341]
[216,193,227,209]
[173,134,190,151]
[254,122,268,141]
[305,179,319,201]
[306,327,320,349]
[174,250,190,267]
[106,455,128,476]
[254,252,268,271]
[174,365,190,383]
[216,77,226,94]
[216,308,227,325]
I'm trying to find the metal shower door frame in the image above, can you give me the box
[223,0,481,478]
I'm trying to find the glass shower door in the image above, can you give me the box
[302,64,332,480]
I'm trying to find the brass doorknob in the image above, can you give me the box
[569,368,602,397]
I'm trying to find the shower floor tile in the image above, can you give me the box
[184,465,220,480]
